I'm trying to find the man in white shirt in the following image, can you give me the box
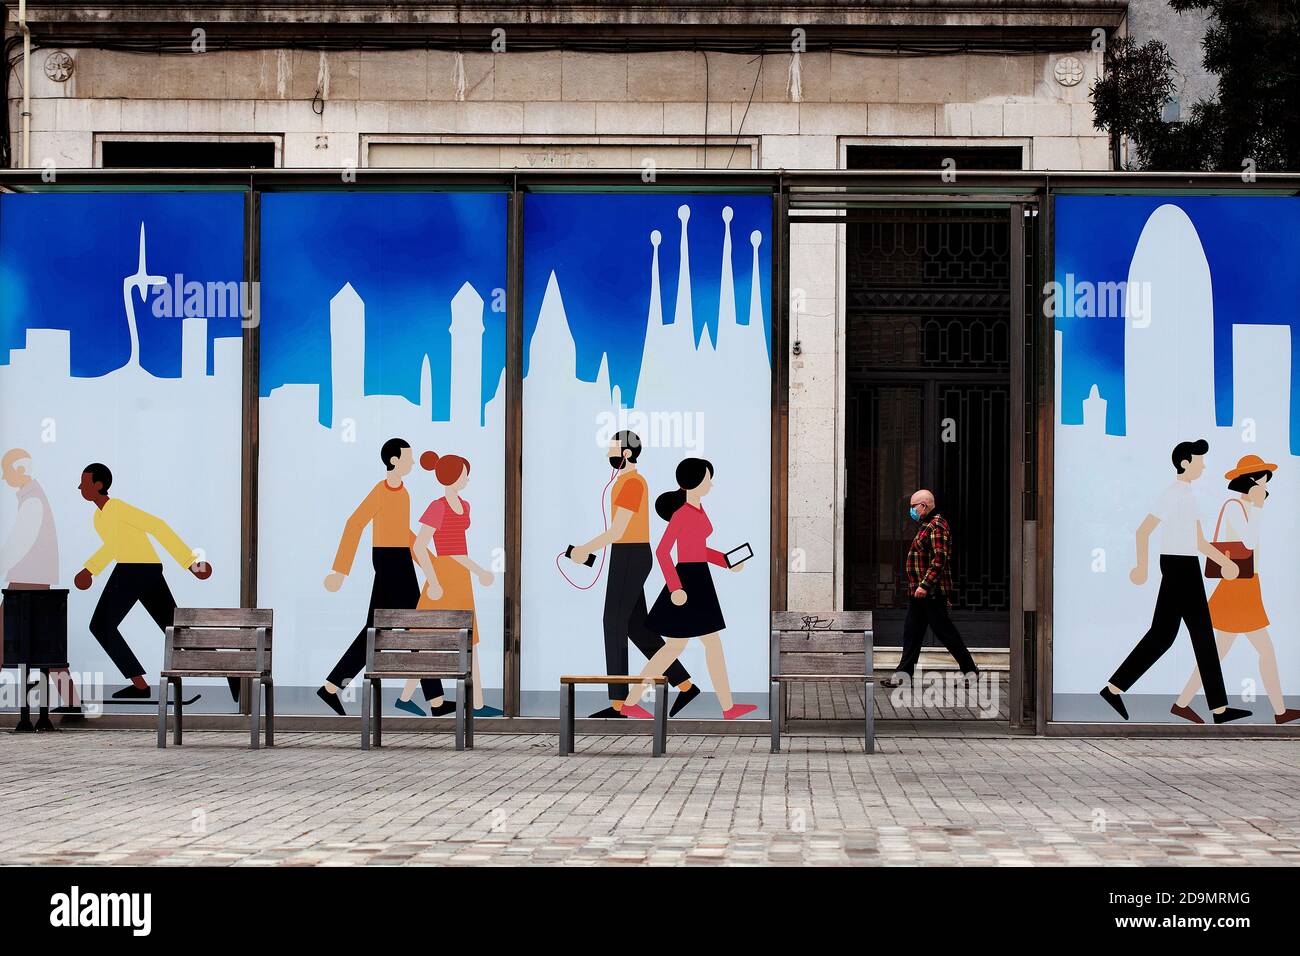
[0,448,80,716]
[1100,439,1250,724]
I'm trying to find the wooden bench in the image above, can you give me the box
[559,675,668,757]
[363,608,472,751]
[771,610,874,754]
[158,608,273,750]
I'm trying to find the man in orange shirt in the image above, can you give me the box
[570,430,697,718]
[317,438,446,715]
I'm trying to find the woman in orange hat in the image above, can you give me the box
[1173,455,1299,724]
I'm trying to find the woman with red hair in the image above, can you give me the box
[396,451,500,717]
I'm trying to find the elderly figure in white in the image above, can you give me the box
[0,448,80,715]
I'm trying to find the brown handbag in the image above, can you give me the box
[1205,499,1254,579]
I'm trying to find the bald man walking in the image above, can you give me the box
[886,489,978,687]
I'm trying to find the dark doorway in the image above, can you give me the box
[101,140,277,168]
[844,207,1013,649]
[846,144,1025,171]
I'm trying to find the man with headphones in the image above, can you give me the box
[570,430,699,719]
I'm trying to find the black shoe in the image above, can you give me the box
[1213,706,1251,725]
[229,679,241,705]
[111,685,150,700]
[428,700,457,717]
[1099,687,1128,720]
[316,686,346,716]
[669,684,701,717]
[588,706,626,719]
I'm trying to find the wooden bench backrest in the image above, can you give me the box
[771,610,873,677]
[367,609,472,677]
[166,608,273,675]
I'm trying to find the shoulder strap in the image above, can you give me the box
[1212,499,1244,542]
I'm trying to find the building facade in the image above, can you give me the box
[13,2,1291,735]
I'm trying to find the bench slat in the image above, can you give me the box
[560,675,667,685]
[373,609,472,629]
[777,632,869,653]
[372,632,466,652]
[775,652,867,676]
[772,674,874,683]
[173,607,272,627]
[369,650,464,675]
[162,670,265,678]
[168,649,263,673]
[772,610,872,632]
[171,628,261,650]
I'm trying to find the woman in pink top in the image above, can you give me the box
[624,458,757,719]
[396,451,500,718]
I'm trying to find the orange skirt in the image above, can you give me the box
[1208,574,1269,634]
[417,554,479,646]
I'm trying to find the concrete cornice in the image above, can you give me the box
[7,1,1130,46]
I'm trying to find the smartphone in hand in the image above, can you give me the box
[725,543,754,568]
[566,545,597,567]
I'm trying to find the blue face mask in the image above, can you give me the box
[909,506,922,522]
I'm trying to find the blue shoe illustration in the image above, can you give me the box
[473,704,504,718]
[394,698,426,717]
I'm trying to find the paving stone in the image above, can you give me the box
[0,731,1297,866]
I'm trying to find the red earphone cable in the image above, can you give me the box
[555,466,619,590]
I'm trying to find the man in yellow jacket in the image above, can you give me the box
[74,462,216,701]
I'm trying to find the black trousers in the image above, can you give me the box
[326,548,443,700]
[90,563,240,699]
[897,593,977,676]
[1110,554,1228,710]
[603,543,691,699]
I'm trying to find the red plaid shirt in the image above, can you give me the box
[906,512,954,605]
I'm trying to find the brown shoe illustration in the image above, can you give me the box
[1170,703,1204,724]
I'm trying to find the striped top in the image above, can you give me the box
[419,497,470,557]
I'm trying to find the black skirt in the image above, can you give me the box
[646,562,726,638]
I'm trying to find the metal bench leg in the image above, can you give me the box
[770,681,781,753]
[453,679,466,751]
[371,680,382,748]
[249,674,262,751]
[360,679,371,751]
[173,678,183,745]
[465,675,474,750]
[557,682,571,755]
[864,680,875,754]
[156,679,168,749]
[264,679,275,747]
[652,683,666,757]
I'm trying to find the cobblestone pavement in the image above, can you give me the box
[2,731,1298,865]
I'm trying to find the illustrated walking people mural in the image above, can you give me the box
[1172,455,1300,724]
[396,450,501,718]
[0,449,81,717]
[1099,439,1252,724]
[621,458,756,720]
[568,430,698,719]
[318,438,436,715]
[75,461,224,701]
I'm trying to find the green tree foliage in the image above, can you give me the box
[1092,0,1300,171]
